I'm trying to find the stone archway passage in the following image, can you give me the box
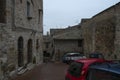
[27,39,33,63]
[18,37,24,67]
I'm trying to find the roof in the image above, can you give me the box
[92,2,120,19]
[76,58,106,64]
[66,52,81,55]
[90,63,120,74]
[53,29,82,40]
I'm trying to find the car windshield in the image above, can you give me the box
[68,62,83,77]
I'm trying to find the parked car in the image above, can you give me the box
[62,52,86,64]
[112,60,120,64]
[89,52,104,59]
[86,63,120,80]
[65,58,111,80]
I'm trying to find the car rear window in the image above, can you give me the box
[89,54,104,59]
[68,62,83,77]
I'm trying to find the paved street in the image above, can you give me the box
[11,62,69,80]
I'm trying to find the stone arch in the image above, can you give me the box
[18,36,24,67]
[27,39,33,63]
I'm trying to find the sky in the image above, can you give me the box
[43,0,120,34]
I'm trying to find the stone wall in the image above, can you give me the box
[114,3,120,59]
[14,0,43,31]
[94,18,115,59]
[54,40,82,53]
[81,19,95,56]
[82,2,120,59]
[0,0,43,79]
[0,23,15,79]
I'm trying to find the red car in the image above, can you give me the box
[65,58,111,80]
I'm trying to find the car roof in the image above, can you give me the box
[90,52,103,54]
[90,63,120,74]
[75,58,106,64]
[66,52,83,55]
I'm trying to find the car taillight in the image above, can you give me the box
[81,70,85,75]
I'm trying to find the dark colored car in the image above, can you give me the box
[89,52,104,59]
[62,52,86,64]
[112,60,120,64]
[65,58,111,80]
[86,63,120,80]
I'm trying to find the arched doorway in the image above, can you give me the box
[18,37,24,67]
[27,39,33,63]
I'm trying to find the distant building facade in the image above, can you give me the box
[0,0,43,79]
[49,25,84,61]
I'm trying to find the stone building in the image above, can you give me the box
[48,25,84,61]
[82,2,120,60]
[43,2,120,62]
[0,0,43,79]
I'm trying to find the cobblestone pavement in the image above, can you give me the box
[11,62,69,80]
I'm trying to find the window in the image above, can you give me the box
[68,62,83,77]
[27,1,32,19]
[87,69,120,80]
[38,9,40,23]
[89,53,104,59]
[0,0,6,23]
[38,9,42,23]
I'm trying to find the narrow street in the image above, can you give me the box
[12,62,69,80]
